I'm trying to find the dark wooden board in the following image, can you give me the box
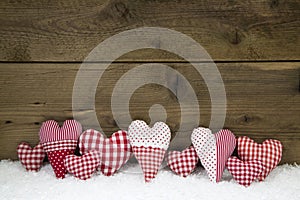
[0,62,299,163]
[0,0,299,62]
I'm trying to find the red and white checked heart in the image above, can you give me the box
[226,156,263,187]
[167,146,199,177]
[39,120,82,179]
[79,129,132,176]
[128,120,171,182]
[17,142,46,171]
[191,127,236,183]
[237,136,282,181]
[65,150,100,180]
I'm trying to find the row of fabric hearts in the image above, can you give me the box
[17,119,283,187]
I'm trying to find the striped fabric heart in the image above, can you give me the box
[191,127,236,182]
[128,120,171,182]
[65,150,100,180]
[79,129,132,176]
[39,120,82,179]
[237,136,282,181]
[167,146,199,177]
[226,156,263,187]
[17,142,46,171]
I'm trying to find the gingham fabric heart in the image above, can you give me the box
[65,150,100,180]
[237,136,282,181]
[79,129,132,176]
[39,120,82,178]
[191,127,236,182]
[167,146,199,177]
[128,120,171,182]
[226,156,263,187]
[17,142,46,171]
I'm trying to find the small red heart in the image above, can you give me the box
[17,142,46,171]
[39,120,82,178]
[167,146,199,177]
[79,129,132,176]
[237,136,282,181]
[227,156,263,187]
[65,150,100,180]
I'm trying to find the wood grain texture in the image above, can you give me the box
[0,0,299,62]
[0,62,299,163]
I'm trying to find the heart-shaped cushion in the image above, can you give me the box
[167,146,199,177]
[128,120,171,182]
[17,142,46,171]
[237,136,282,181]
[226,156,263,187]
[65,150,100,180]
[191,127,236,182]
[39,120,82,178]
[79,129,132,176]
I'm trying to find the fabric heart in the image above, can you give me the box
[167,146,199,177]
[17,142,46,171]
[39,120,82,178]
[237,136,282,181]
[191,127,236,182]
[79,129,132,176]
[128,120,171,182]
[65,150,100,180]
[226,156,263,187]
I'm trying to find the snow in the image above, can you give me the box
[1,160,299,200]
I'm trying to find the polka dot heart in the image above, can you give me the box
[128,120,171,182]
[191,127,236,183]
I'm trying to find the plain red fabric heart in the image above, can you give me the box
[237,136,282,181]
[39,120,82,179]
[167,146,199,177]
[128,120,171,182]
[17,142,46,171]
[191,127,236,182]
[65,150,100,180]
[226,156,263,187]
[79,129,132,176]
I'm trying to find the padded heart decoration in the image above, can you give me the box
[167,146,199,177]
[39,120,82,178]
[226,156,263,187]
[237,136,282,181]
[17,142,46,171]
[65,150,100,180]
[79,129,132,176]
[128,120,171,182]
[191,127,236,182]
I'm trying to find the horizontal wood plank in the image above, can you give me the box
[0,0,299,62]
[0,62,299,163]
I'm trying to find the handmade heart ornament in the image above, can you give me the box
[79,129,132,176]
[65,150,100,180]
[39,120,82,179]
[237,136,282,181]
[191,127,236,182]
[128,120,171,182]
[226,156,263,187]
[167,146,199,177]
[17,142,46,171]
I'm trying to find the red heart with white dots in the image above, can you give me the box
[17,142,46,171]
[226,156,263,187]
[79,129,132,176]
[237,136,282,181]
[167,146,199,177]
[39,120,82,179]
[128,120,171,182]
[191,127,236,182]
[65,150,100,180]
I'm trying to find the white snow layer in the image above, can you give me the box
[1,160,299,200]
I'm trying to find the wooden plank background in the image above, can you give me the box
[0,0,299,163]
